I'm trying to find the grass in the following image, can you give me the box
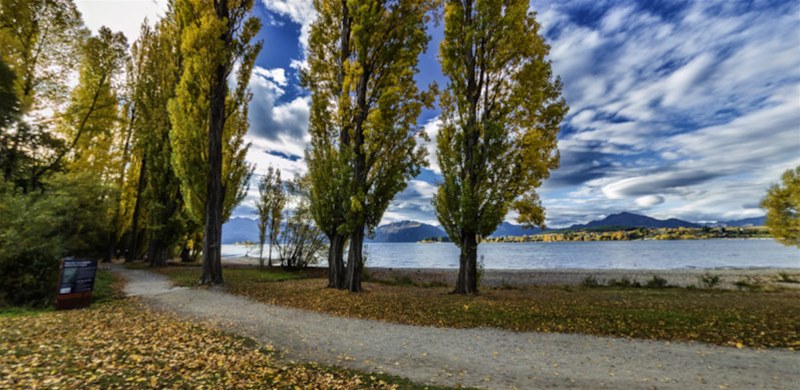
[0,267,460,390]
[154,266,800,350]
[0,268,122,318]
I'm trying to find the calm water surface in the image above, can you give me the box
[223,239,799,270]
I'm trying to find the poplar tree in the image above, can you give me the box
[306,0,435,292]
[129,12,188,266]
[435,0,567,294]
[169,0,261,284]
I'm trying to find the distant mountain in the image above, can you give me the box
[717,216,766,227]
[489,222,542,237]
[368,221,446,242]
[222,217,259,244]
[568,212,701,230]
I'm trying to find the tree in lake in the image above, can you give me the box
[434,0,567,294]
[168,0,261,284]
[761,166,800,248]
[306,0,435,292]
[255,166,287,267]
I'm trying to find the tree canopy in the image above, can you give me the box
[762,166,800,248]
[434,0,567,294]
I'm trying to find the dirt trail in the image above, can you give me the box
[109,265,799,390]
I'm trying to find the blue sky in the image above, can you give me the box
[77,0,800,228]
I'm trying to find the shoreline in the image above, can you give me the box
[220,256,800,289]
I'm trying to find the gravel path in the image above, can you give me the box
[109,265,799,390]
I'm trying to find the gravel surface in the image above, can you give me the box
[109,265,800,390]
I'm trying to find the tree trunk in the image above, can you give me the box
[200,1,229,286]
[346,227,365,292]
[267,239,273,267]
[148,235,167,267]
[327,233,346,289]
[126,154,147,262]
[453,231,478,294]
[258,241,264,268]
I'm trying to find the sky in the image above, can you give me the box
[75,0,800,228]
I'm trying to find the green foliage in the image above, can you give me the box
[0,173,109,306]
[0,0,86,113]
[607,276,640,288]
[699,273,721,289]
[761,166,800,248]
[128,15,191,264]
[434,0,567,293]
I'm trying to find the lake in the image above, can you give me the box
[223,239,799,270]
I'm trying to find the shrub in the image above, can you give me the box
[607,276,640,288]
[0,173,109,307]
[581,275,602,287]
[699,273,721,289]
[776,271,799,283]
[645,275,669,288]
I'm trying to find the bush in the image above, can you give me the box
[581,275,602,287]
[0,173,110,307]
[699,273,721,289]
[645,275,669,288]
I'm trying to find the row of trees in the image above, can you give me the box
[0,0,263,304]
[306,0,567,294]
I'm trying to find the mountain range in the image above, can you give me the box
[221,212,766,244]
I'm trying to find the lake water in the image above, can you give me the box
[223,239,799,270]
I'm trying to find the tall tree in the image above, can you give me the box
[129,12,189,267]
[305,0,353,289]
[761,166,800,248]
[435,0,567,294]
[306,0,435,292]
[59,26,129,262]
[169,0,261,284]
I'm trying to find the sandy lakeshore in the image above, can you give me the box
[221,256,800,289]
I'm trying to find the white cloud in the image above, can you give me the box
[259,0,316,52]
[421,118,442,174]
[248,66,310,142]
[635,195,664,208]
[75,0,169,43]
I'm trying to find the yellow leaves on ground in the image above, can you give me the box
[158,267,800,350]
[0,299,398,389]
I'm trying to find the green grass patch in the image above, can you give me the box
[156,265,800,349]
[153,266,307,287]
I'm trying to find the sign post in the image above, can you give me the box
[54,258,98,310]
